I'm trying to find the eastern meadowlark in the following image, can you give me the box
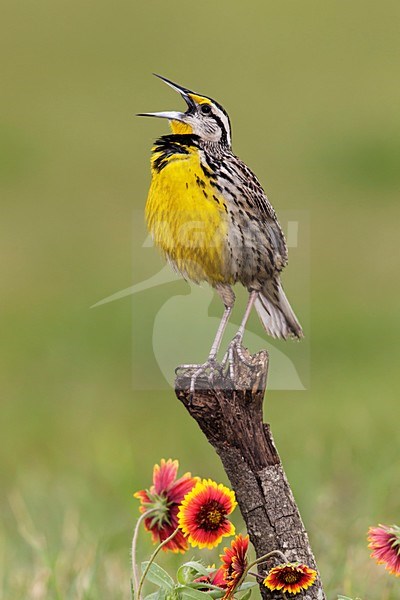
[139,75,303,388]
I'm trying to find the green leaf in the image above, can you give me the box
[144,592,166,600]
[177,585,214,600]
[337,596,354,600]
[207,591,225,599]
[141,562,175,590]
[177,561,210,584]
[238,589,252,600]
[237,582,257,591]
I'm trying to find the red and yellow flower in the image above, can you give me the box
[195,535,249,598]
[263,563,317,595]
[368,524,400,577]
[178,479,237,549]
[220,534,249,598]
[134,458,198,553]
[195,566,227,590]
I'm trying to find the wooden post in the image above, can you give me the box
[175,347,326,600]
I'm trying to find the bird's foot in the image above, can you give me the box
[175,358,222,396]
[221,335,254,382]
[175,339,258,397]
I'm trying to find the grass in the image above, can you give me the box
[1,0,400,598]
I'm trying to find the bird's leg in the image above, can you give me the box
[207,304,233,361]
[176,285,235,394]
[222,290,259,379]
[185,305,232,394]
[176,305,232,370]
[233,290,259,343]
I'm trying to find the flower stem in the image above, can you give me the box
[131,509,158,598]
[233,549,290,595]
[137,526,180,600]
[247,571,263,580]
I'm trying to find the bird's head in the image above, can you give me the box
[138,74,232,148]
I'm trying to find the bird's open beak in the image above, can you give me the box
[137,74,195,122]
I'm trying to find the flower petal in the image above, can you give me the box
[168,473,199,503]
[153,458,179,494]
[219,534,249,598]
[368,524,400,577]
[178,479,237,550]
[263,563,317,595]
[134,459,199,553]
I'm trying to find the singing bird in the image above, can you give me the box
[139,75,303,386]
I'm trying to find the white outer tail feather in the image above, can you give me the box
[255,283,304,340]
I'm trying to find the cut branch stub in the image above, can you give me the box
[175,347,326,600]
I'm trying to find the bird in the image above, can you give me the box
[139,74,303,389]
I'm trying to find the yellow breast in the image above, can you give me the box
[145,146,229,284]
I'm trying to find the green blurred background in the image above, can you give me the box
[1,1,399,598]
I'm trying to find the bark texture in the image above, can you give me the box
[175,347,325,600]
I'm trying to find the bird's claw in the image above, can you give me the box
[188,358,220,396]
[222,335,254,381]
[175,359,222,399]
[176,337,255,399]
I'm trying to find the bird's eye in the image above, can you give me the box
[200,104,212,115]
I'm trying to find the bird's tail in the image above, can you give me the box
[255,280,303,340]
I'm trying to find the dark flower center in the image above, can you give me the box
[279,568,301,584]
[196,499,226,531]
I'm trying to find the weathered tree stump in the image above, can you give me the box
[175,347,325,600]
